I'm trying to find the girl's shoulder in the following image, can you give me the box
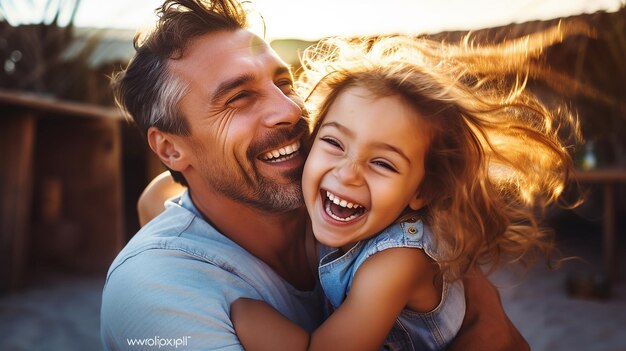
[318,220,437,271]
[360,219,442,266]
[368,219,431,250]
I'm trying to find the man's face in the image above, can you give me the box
[169,29,308,212]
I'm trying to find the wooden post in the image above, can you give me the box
[0,113,36,292]
[575,169,626,285]
[33,117,124,272]
[0,90,127,291]
[603,183,617,283]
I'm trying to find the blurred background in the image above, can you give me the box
[1,0,625,350]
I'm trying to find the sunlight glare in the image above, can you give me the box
[17,0,619,40]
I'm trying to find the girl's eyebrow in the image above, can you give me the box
[320,121,411,164]
[371,141,411,164]
[320,121,353,137]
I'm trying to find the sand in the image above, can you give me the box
[1,229,625,351]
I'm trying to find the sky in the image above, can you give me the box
[3,0,625,40]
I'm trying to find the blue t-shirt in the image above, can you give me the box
[100,190,324,350]
[318,220,465,351]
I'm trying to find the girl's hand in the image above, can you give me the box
[230,298,310,351]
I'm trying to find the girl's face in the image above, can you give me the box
[303,86,430,251]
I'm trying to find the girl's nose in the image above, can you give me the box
[334,160,364,187]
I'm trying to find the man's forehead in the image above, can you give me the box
[167,29,290,104]
[168,30,286,76]
[188,30,273,60]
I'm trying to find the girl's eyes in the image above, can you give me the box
[372,160,399,173]
[320,137,343,150]
[319,136,399,173]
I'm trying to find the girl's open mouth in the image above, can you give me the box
[321,190,366,222]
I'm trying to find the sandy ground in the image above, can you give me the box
[494,263,626,351]
[1,219,625,351]
[0,271,102,350]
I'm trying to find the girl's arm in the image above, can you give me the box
[231,247,438,351]
[137,171,185,226]
[231,297,310,351]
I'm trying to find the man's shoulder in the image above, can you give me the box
[106,203,195,272]
[104,200,277,294]
[101,205,266,328]
[99,224,254,351]
[100,199,325,349]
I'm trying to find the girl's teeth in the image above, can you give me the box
[325,201,362,222]
[325,191,361,209]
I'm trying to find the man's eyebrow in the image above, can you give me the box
[274,66,292,78]
[320,121,411,163]
[211,74,255,103]
[210,66,292,103]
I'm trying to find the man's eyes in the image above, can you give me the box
[276,79,294,94]
[226,80,293,106]
[226,91,251,105]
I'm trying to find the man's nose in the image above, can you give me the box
[261,86,303,127]
[334,159,364,187]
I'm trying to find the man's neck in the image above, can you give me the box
[188,187,315,290]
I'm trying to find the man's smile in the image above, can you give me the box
[260,140,302,163]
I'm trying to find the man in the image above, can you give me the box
[101,0,529,349]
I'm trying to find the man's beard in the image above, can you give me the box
[197,118,309,213]
[242,164,304,212]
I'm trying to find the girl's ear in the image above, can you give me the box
[147,127,189,172]
[409,193,426,211]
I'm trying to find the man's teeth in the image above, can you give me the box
[326,191,361,209]
[262,140,301,162]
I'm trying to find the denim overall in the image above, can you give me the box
[318,220,465,351]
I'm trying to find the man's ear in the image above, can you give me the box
[409,192,426,211]
[147,127,189,172]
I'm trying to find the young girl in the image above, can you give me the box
[230,29,581,351]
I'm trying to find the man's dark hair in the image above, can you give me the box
[112,0,248,186]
